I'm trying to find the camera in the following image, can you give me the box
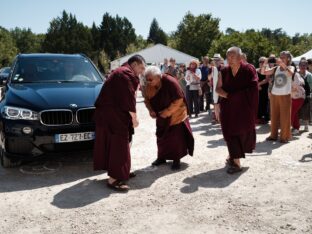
[268,57,276,64]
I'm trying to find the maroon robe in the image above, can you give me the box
[93,63,139,181]
[149,74,194,161]
[220,62,258,158]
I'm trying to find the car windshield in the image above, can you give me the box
[11,57,103,83]
[0,67,10,74]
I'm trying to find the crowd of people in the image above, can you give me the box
[93,48,312,191]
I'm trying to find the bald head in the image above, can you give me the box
[226,47,242,56]
[226,46,242,67]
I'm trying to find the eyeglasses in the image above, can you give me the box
[259,61,264,63]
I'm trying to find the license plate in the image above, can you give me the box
[55,132,95,143]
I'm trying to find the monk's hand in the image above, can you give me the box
[132,118,139,128]
[159,111,169,118]
[214,104,220,122]
[149,111,156,118]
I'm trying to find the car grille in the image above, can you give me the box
[40,110,73,126]
[76,108,95,124]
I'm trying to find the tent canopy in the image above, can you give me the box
[110,44,197,70]
[293,49,312,64]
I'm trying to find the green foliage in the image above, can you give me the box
[98,50,110,73]
[147,18,168,45]
[126,35,152,54]
[42,10,93,56]
[174,12,221,58]
[91,22,100,51]
[1,10,312,70]
[99,13,136,60]
[0,27,18,67]
[209,30,274,65]
[288,33,312,57]
[10,27,44,53]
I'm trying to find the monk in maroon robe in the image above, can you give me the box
[93,55,145,191]
[216,47,258,174]
[142,66,194,170]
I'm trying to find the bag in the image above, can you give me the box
[302,75,311,103]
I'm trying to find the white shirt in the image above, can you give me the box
[185,69,202,88]
[272,66,294,95]
[211,66,219,104]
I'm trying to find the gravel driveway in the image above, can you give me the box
[0,94,311,234]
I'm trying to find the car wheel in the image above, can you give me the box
[0,149,21,168]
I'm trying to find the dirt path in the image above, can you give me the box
[0,95,311,234]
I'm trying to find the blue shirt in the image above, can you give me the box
[200,65,210,81]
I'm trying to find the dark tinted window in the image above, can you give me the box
[0,67,11,74]
[11,56,102,83]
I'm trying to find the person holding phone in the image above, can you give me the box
[261,51,295,143]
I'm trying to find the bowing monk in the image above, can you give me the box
[93,55,145,191]
[216,47,258,174]
[142,66,194,170]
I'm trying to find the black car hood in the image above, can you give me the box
[3,82,103,111]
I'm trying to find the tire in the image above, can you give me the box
[0,149,21,168]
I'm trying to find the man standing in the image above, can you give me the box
[199,56,211,112]
[93,55,145,191]
[165,58,178,78]
[216,47,258,174]
[142,66,194,170]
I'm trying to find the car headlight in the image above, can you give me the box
[2,106,39,120]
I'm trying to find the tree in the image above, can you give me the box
[42,10,93,55]
[174,12,221,58]
[147,18,168,45]
[91,22,100,51]
[260,28,292,53]
[289,33,312,57]
[209,31,274,65]
[10,27,44,53]
[0,27,18,67]
[126,35,153,54]
[99,13,136,60]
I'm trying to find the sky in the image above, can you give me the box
[1,0,311,38]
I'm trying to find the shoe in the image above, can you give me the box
[195,114,198,118]
[304,125,309,132]
[266,136,277,141]
[292,129,299,135]
[226,164,242,174]
[151,158,166,166]
[129,172,136,178]
[225,158,234,166]
[171,160,181,170]
[107,180,129,192]
[279,139,289,144]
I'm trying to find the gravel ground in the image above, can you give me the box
[0,94,312,234]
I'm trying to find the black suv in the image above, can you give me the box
[0,54,103,167]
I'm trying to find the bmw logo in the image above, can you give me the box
[69,104,78,108]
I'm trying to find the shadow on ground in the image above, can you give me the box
[0,152,101,193]
[129,162,189,190]
[51,178,114,209]
[299,153,312,163]
[180,167,249,193]
[51,162,189,209]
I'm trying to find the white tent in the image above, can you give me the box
[293,49,312,64]
[110,44,197,70]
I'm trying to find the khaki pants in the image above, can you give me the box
[269,94,292,141]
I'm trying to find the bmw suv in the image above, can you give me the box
[0,54,103,167]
